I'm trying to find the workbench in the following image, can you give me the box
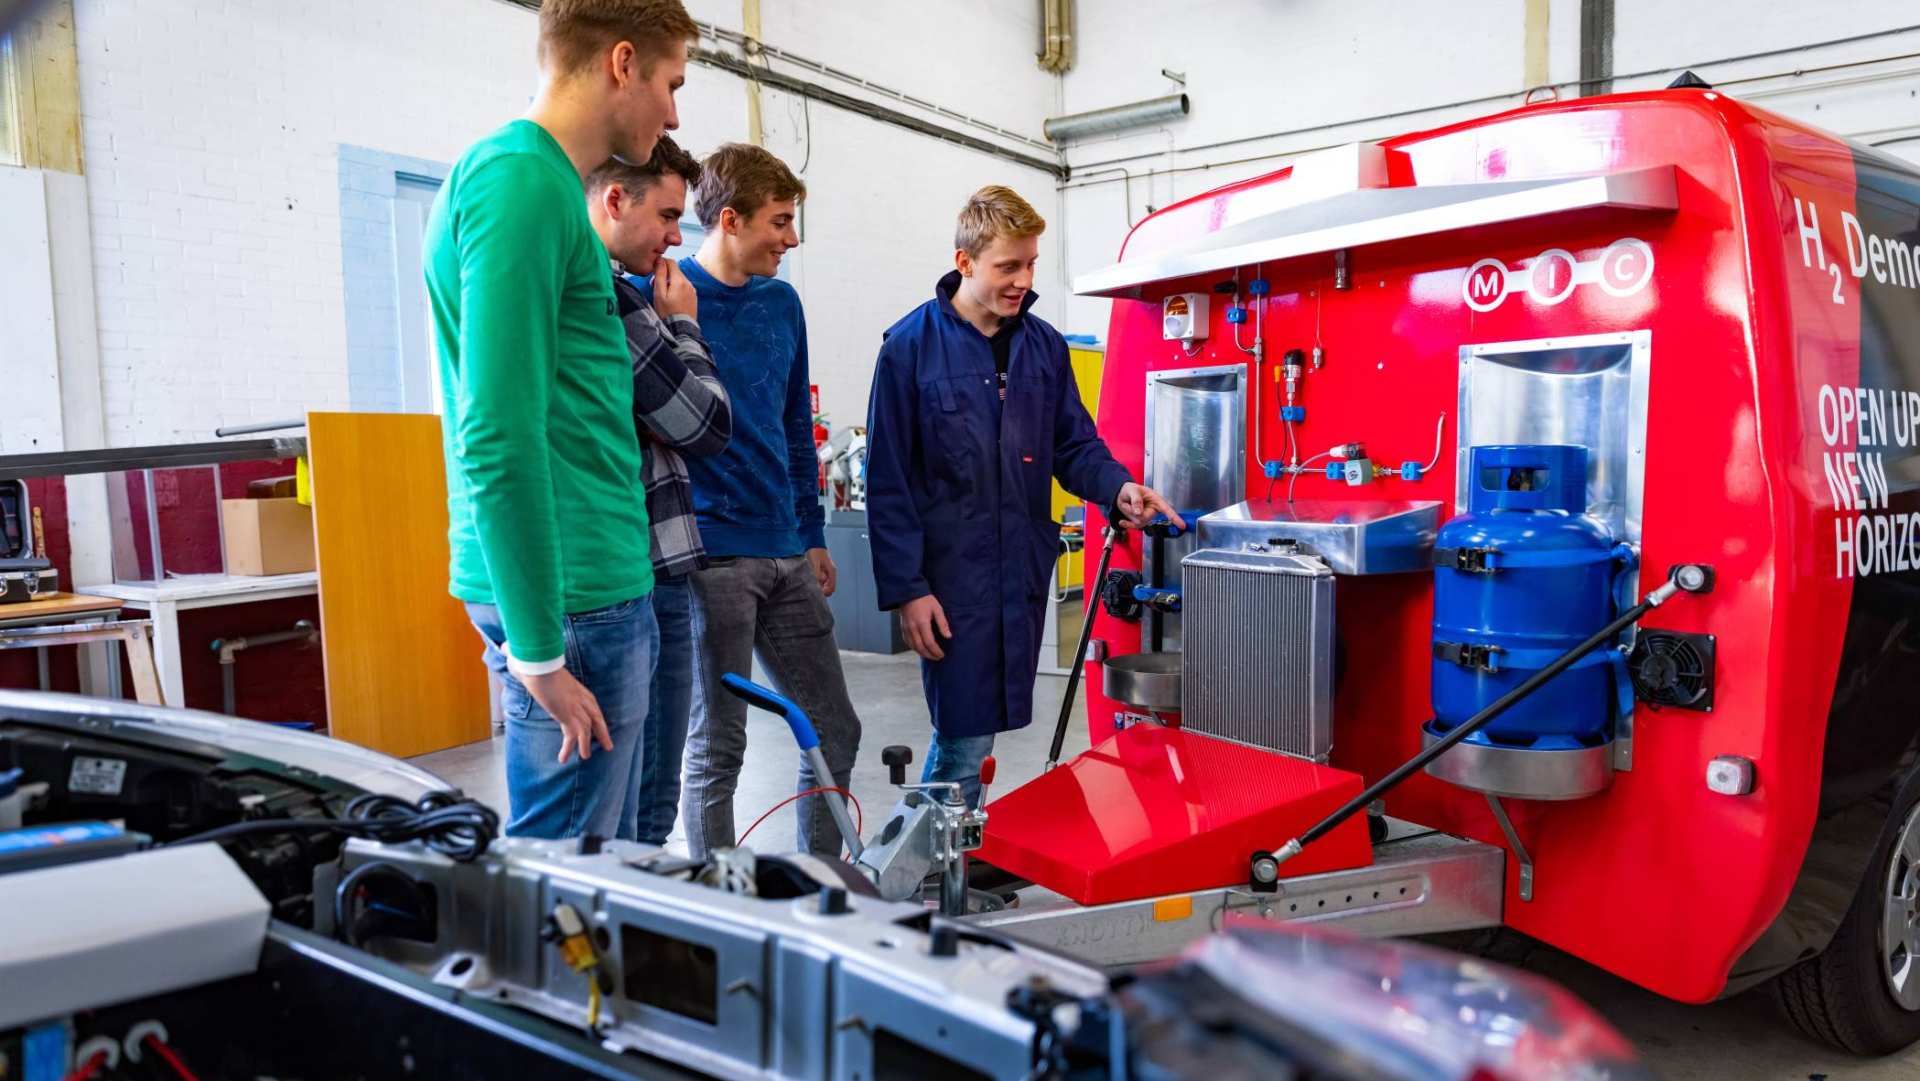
[0,592,163,705]
[86,572,318,708]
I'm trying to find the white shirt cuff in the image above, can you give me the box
[505,650,566,678]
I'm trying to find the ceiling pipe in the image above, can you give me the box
[1044,93,1190,144]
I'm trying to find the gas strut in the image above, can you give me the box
[1264,562,1716,875]
[1046,519,1121,771]
[1046,510,1198,771]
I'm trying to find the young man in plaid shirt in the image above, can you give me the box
[584,136,731,845]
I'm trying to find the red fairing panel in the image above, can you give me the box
[1080,91,1867,1002]
[977,725,1372,906]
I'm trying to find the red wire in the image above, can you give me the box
[61,1051,108,1081]
[144,1036,203,1081]
[736,786,862,848]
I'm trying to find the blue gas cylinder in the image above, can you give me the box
[1427,445,1624,750]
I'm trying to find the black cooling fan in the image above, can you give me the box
[1629,630,1716,711]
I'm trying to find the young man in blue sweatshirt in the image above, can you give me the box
[677,144,862,859]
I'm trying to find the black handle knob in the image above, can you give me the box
[817,886,849,916]
[882,745,913,787]
[930,922,959,958]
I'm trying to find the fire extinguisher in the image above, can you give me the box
[811,385,829,495]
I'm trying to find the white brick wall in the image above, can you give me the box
[70,0,1062,443]
[51,1,1920,439]
[1057,0,1920,335]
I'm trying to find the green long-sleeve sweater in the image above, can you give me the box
[424,119,653,667]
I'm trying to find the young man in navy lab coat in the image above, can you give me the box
[865,186,1177,807]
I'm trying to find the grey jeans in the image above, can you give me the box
[682,555,863,859]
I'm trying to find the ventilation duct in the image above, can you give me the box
[1044,94,1190,144]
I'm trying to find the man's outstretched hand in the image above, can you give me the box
[1115,481,1180,528]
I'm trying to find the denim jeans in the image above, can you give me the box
[628,574,692,845]
[682,555,863,859]
[923,732,996,810]
[467,595,655,840]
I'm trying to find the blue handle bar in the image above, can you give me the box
[720,673,819,751]
[1131,584,1183,612]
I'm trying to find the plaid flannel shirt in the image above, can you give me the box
[612,269,732,578]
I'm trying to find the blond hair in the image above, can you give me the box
[538,0,698,75]
[955,185,1046,257]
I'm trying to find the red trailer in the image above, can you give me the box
[974,85,1920,1055]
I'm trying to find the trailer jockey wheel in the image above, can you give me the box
[1775,776,1920,1054]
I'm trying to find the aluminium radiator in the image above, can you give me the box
[1179,547,1335,761]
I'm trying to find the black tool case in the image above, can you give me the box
[0,481,55,604]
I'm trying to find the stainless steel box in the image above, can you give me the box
[1195,499,1440,575]
[1180,548,1335,761]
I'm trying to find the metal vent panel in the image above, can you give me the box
[1180,549,1334,760]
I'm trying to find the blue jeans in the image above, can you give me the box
[923,732,996,810]
[629,574,692,845]
[467,596,656,840]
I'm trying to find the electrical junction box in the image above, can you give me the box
[1162,293,1209,341]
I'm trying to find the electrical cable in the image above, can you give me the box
[798,94,812,173]
[59,1051,108,1081]
[737,786,863,848]
[142,1035,203,1081]
[168,792,499,862]
[333,859,434,948]
[1057,25,1920,182]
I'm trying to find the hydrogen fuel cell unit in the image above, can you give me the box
[972,86,1920,1054]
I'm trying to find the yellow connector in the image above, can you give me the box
[549,902,611,1031]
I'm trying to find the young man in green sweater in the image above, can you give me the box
[424,0,695,839]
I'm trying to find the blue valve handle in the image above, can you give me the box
[721,673,818,751]
[1131,584,1183,612]
[1143,510,1203,538]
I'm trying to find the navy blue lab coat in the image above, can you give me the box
[865,273,1131,737]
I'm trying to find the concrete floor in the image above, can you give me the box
[413,649,1920,1079]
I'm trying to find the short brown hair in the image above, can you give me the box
[693,143,807,230]
[584,135,703,200]
[955,185,1046,257]
[538,0,698,75]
